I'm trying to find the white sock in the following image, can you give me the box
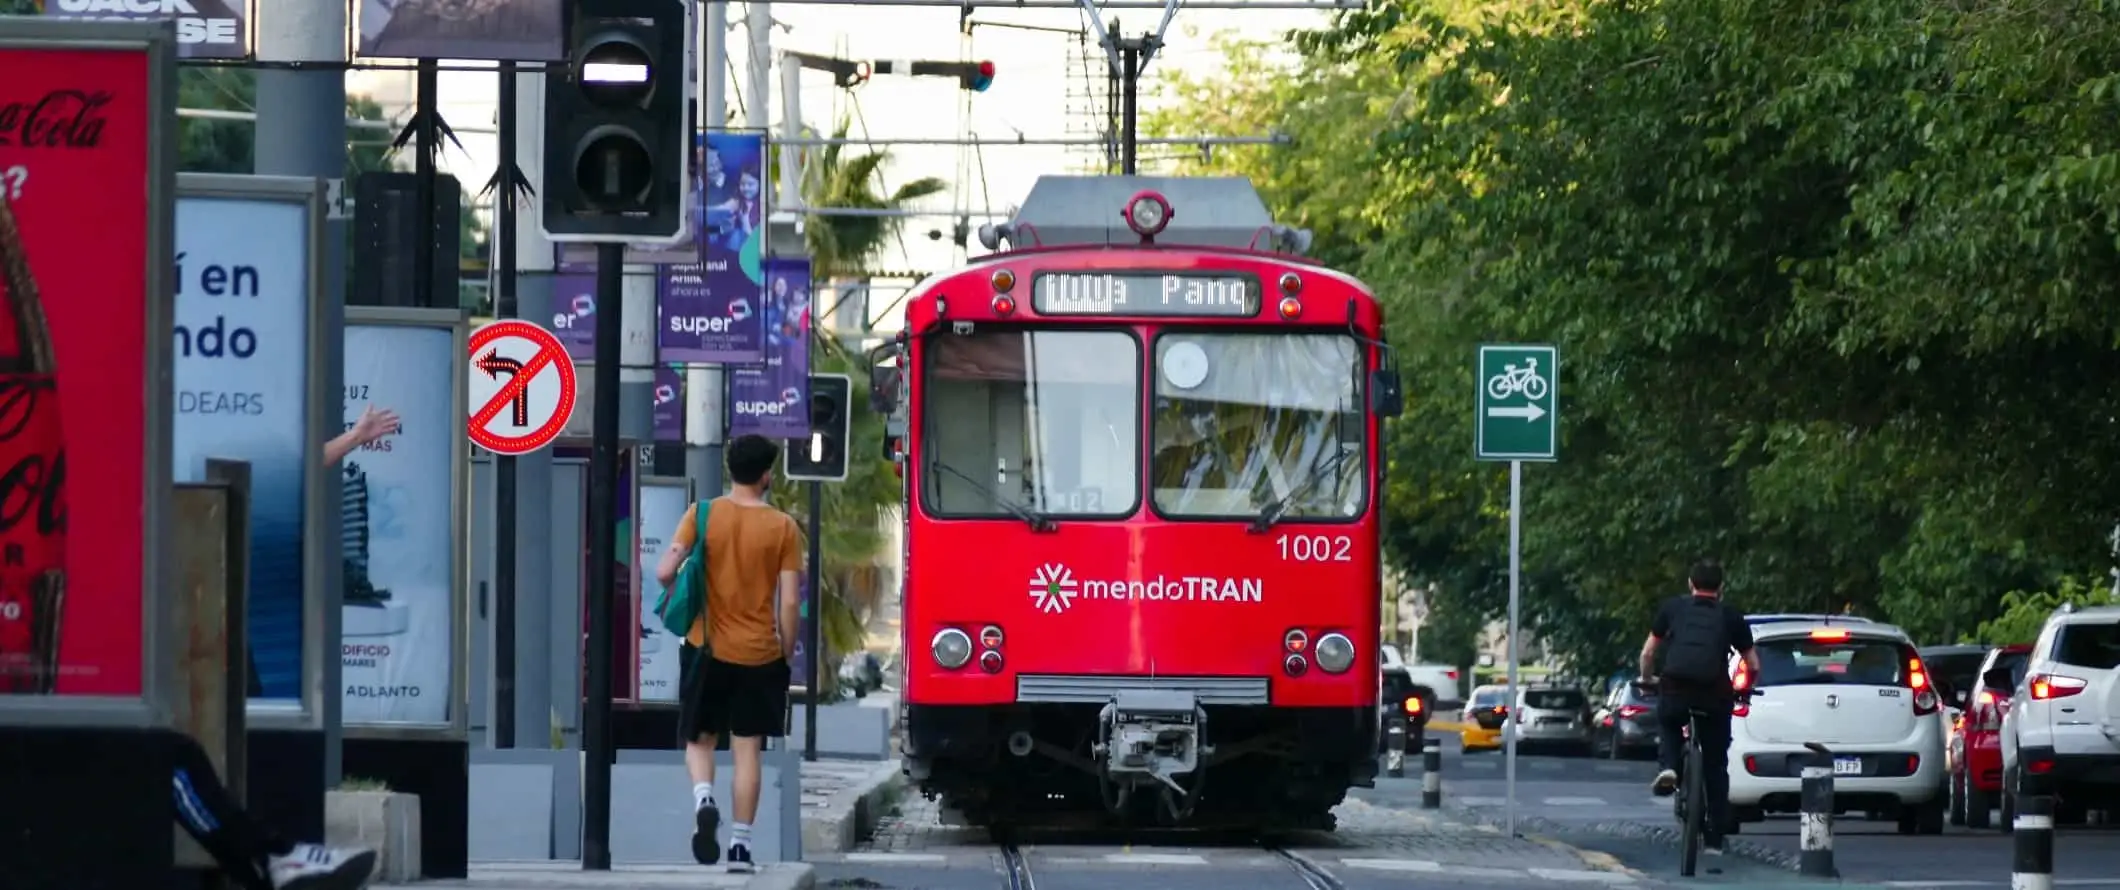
[693,782,715,810]
[732,822,752,847]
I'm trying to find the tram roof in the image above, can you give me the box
[999,175,1289,252]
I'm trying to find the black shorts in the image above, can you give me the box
[677,646,790,742]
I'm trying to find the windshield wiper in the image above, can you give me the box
[1249,447,1354,534]
[929,460,1057,533]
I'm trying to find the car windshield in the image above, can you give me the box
[1523,690,1585,710]
[1986,651,2031,690]
[1149,332,1364,519]
[920,330,1140,517]
[2053,622,2120,670]
[1922,650,1988,698]
[1470,688,1507,708]
[1755,636,1913,687]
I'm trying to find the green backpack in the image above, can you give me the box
[653,500,712,639]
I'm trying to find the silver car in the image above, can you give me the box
[1514,685,1595,755]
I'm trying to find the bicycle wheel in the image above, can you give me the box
[1679,741,1705,876]
[1486,374,1516,400]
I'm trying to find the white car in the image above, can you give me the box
[1383,645,1465,710]
[1997,603,2120,825]
[1726,616,1948,834]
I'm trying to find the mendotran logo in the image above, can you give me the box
[1027,564,1265,615]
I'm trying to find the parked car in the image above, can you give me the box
[1591,679,1659,760]
[1460,684,1509,752]
[1384,645,1465,710]
[1726,616,1948,835]
[1946,643,2031,829]
[1922,643,1991,767]
[1381,650,1434,754]
[1997,603,2120,828]
[1514,685,1594,756]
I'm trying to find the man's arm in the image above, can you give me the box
[1639,633,1661,678]
[1730,610,1761,680]
[778,518,805,661]
[653,504,698,589]
[1640,599,1671,677]
[322,431,361,467]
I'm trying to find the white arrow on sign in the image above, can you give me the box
[1487,403,1547,422]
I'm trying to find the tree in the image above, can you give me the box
[1149,0,2120,669]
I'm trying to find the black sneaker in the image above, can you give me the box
[1703,840,1725,856]
[1651,769,1679,797]
[691,803,722,865]
[726,842,755,874]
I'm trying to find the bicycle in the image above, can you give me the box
[1633,679,1762,877]
[1484,359,1549,401]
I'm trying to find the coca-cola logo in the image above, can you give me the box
[0,378,65,538]
[0,90,112,150]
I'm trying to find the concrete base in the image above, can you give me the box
[799,759,904,854]
[372,861,814,890]
[787,703,893,761]
[327,790,424,883]
[468,745,803,863]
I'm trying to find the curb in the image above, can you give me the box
[1441,802,1799,872]
[749,863,816,890]
[800,761,906,854]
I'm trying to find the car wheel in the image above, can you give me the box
[1948,771,1967,826]
[1966,784,1993,830]
[1915,797,1946,835]
[2000,767,2018,834]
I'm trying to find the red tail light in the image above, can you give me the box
[978,649,1004,674]
[2030,674,2086,700]
[1908,654,1940,715]
[1403,696,1424,715]
[1445,669,1460,680]
[1616,704,1649,719]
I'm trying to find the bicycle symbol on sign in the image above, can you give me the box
[1485,358,1549,401]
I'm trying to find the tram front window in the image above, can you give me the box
[1150,332,1364,520]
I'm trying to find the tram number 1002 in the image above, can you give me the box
[1275,534,1353,562]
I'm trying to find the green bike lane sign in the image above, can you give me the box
[1475,344,1558,462]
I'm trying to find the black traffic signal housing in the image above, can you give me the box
[904,59,994,92]
[542,0,690,243]
[784,373,852,482]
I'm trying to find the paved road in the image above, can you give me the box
[1370,736,2120,889]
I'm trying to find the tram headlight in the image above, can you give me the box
[1122,189,1173,238]
[1315,633,1356,674]
[931,628,973,669]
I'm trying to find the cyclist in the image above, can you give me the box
[1637,559,1761,854]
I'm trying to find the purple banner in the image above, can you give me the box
[658,131,768,363]
[727,258,813,439]
[549,261,597,361]
[653,365,684,442]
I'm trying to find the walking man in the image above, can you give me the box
[655,434,803,873]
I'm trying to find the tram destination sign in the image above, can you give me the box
[1031,271,1261,317]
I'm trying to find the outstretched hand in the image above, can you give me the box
[349,404,402,444]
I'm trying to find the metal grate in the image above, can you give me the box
[1016,674,1270,705]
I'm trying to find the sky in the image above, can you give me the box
[342,0,1332,323]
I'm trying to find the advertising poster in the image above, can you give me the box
[173,193,312,704]
[32,0,249,60]
[634,481,688,702]
[0,36,163,697]
[727,257,812,439]
[658,132,767,364]
[340,323,456,725]
[653,365,683,442]
[588,452,639,700]
[547,259,595,361]
[355,0,564,63]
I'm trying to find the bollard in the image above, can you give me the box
[1386,722,1407,778]
[1422,738,1443,809]
[1799,743,1838,878]
[2013,794,2054,890]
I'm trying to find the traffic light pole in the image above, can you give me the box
[805,479,823,762]
[582,243,625,871]
[492,62,520,750]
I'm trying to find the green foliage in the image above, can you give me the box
[1150,0,2120,667]
[1970,576,2116,646]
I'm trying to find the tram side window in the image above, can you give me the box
[921,330,1141,517]
[1151,333,1364,519]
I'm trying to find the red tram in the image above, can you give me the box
[868,177,1402,829]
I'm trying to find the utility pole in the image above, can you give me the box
[686,0,730,502]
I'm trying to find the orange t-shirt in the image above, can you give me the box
[670,497,804,666]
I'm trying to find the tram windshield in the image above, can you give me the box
[920,329,1140,517]
[1149,332,1365,520]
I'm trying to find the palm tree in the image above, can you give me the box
[776,116,945,688]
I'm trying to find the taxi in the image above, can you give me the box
[1459,684,1511,752]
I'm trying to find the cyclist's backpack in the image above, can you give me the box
[1661,597,1732,684]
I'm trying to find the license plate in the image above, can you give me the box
[1834,757,1862,776]
[1538,718,1566,726]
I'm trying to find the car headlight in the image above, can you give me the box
[1316,632,1356,673]
[931,628,973,669]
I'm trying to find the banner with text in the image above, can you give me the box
[355,0,564,62]
[174,193,312,704]
[340,323,456,725]
[634,481,688,702]
[35,0,249,60]
[548,260,596,361]
[726,257,811,439]
[0,38,163,698]
[657,131,767,364]
[653,365,683,442]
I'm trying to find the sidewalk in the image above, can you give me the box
[798,756,904,854]
[376,862,812,890]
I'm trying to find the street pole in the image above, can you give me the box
[1119,37,1140,175]
[492,62,519,749]
[1503,459,1522,838]
[805,478,822,762]
[582,244,625,870]
[686,0,729,502]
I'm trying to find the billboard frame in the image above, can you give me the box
[0,19,180,728]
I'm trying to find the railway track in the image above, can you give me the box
[990,833,1347,890]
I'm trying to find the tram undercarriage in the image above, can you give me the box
[902,695,1379,831]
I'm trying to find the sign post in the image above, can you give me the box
[1475,343,1559,839]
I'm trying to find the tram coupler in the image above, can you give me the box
[1094,690,1208,795]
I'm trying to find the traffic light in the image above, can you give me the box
[965,60,995,92]
[542,0,690,243]
[784,373,851,482]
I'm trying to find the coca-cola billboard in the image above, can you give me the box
[0,22,177,703]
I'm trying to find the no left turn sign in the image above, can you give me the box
[468,320,577,456]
